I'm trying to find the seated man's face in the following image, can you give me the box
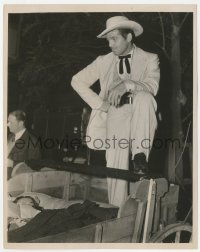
[16,197,34,207]
[7,114,23,134]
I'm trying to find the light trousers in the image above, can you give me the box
[106,91,158,206]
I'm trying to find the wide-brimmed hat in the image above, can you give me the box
[97,16,143,38]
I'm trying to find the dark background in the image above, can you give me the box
[7,12,193,220]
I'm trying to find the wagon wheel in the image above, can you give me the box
[148,223,192,243]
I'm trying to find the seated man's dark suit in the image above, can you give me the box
[8,129,41,169]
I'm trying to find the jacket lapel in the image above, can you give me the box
[7,134,15,156]
[9,130,28,156]
[99,53,116,100]
[131,45,146,81]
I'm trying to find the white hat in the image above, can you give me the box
[97,16,143,38]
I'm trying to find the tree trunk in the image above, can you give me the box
[169,13,184,183]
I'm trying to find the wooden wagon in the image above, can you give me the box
[7,161,192,243]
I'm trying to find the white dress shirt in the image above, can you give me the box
[116,48,134,81]
[15,128,26,142]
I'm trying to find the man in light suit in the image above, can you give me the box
[71,16,160,206]
[7,110,41,179]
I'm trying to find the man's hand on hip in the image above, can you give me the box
[108,82,127,107]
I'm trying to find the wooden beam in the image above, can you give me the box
[26,159,163,182]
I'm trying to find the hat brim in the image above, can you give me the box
[97,20,143,38]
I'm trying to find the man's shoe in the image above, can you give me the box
[133,153,148,175]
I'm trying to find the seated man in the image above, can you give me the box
[7,110,41,179]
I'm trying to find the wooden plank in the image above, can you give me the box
[142,179,156,243]
[97,214,137,243]
[131,201,146,242]
[31,171,69,191]
[160,184,179,206]
[8,171,74,198]
[25,173,33,192]
[83,178,91,200]
[118,198,138,218]
[162,206,168,226]
[155,178,168,197]
[69,173,88,199]
[8,173,29,196]
[129,179,150,202]
[29,214,138,243]
[152,178,168,233]
[94,223,103,242]
[152,197,161,234]
[28,224,97,243]
[62,172,71,200]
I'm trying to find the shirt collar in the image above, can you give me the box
[116,44,135,61]
[15,128,26,141]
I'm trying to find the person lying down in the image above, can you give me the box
[7,195,119,242]
[8,195,43,230]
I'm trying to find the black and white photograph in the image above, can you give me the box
[3,4,197,249]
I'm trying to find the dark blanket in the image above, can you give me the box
[8,200,118,243]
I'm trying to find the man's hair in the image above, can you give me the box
[118,28,135,43]
[14,195,44,211]
[9,110,26,123]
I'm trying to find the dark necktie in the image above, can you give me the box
[118,54,131,74]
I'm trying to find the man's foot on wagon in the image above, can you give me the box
[133,153,148,175]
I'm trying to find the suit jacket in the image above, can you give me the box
[8,200,118,242]
[7,130,41,168]
[71,45,160,149]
